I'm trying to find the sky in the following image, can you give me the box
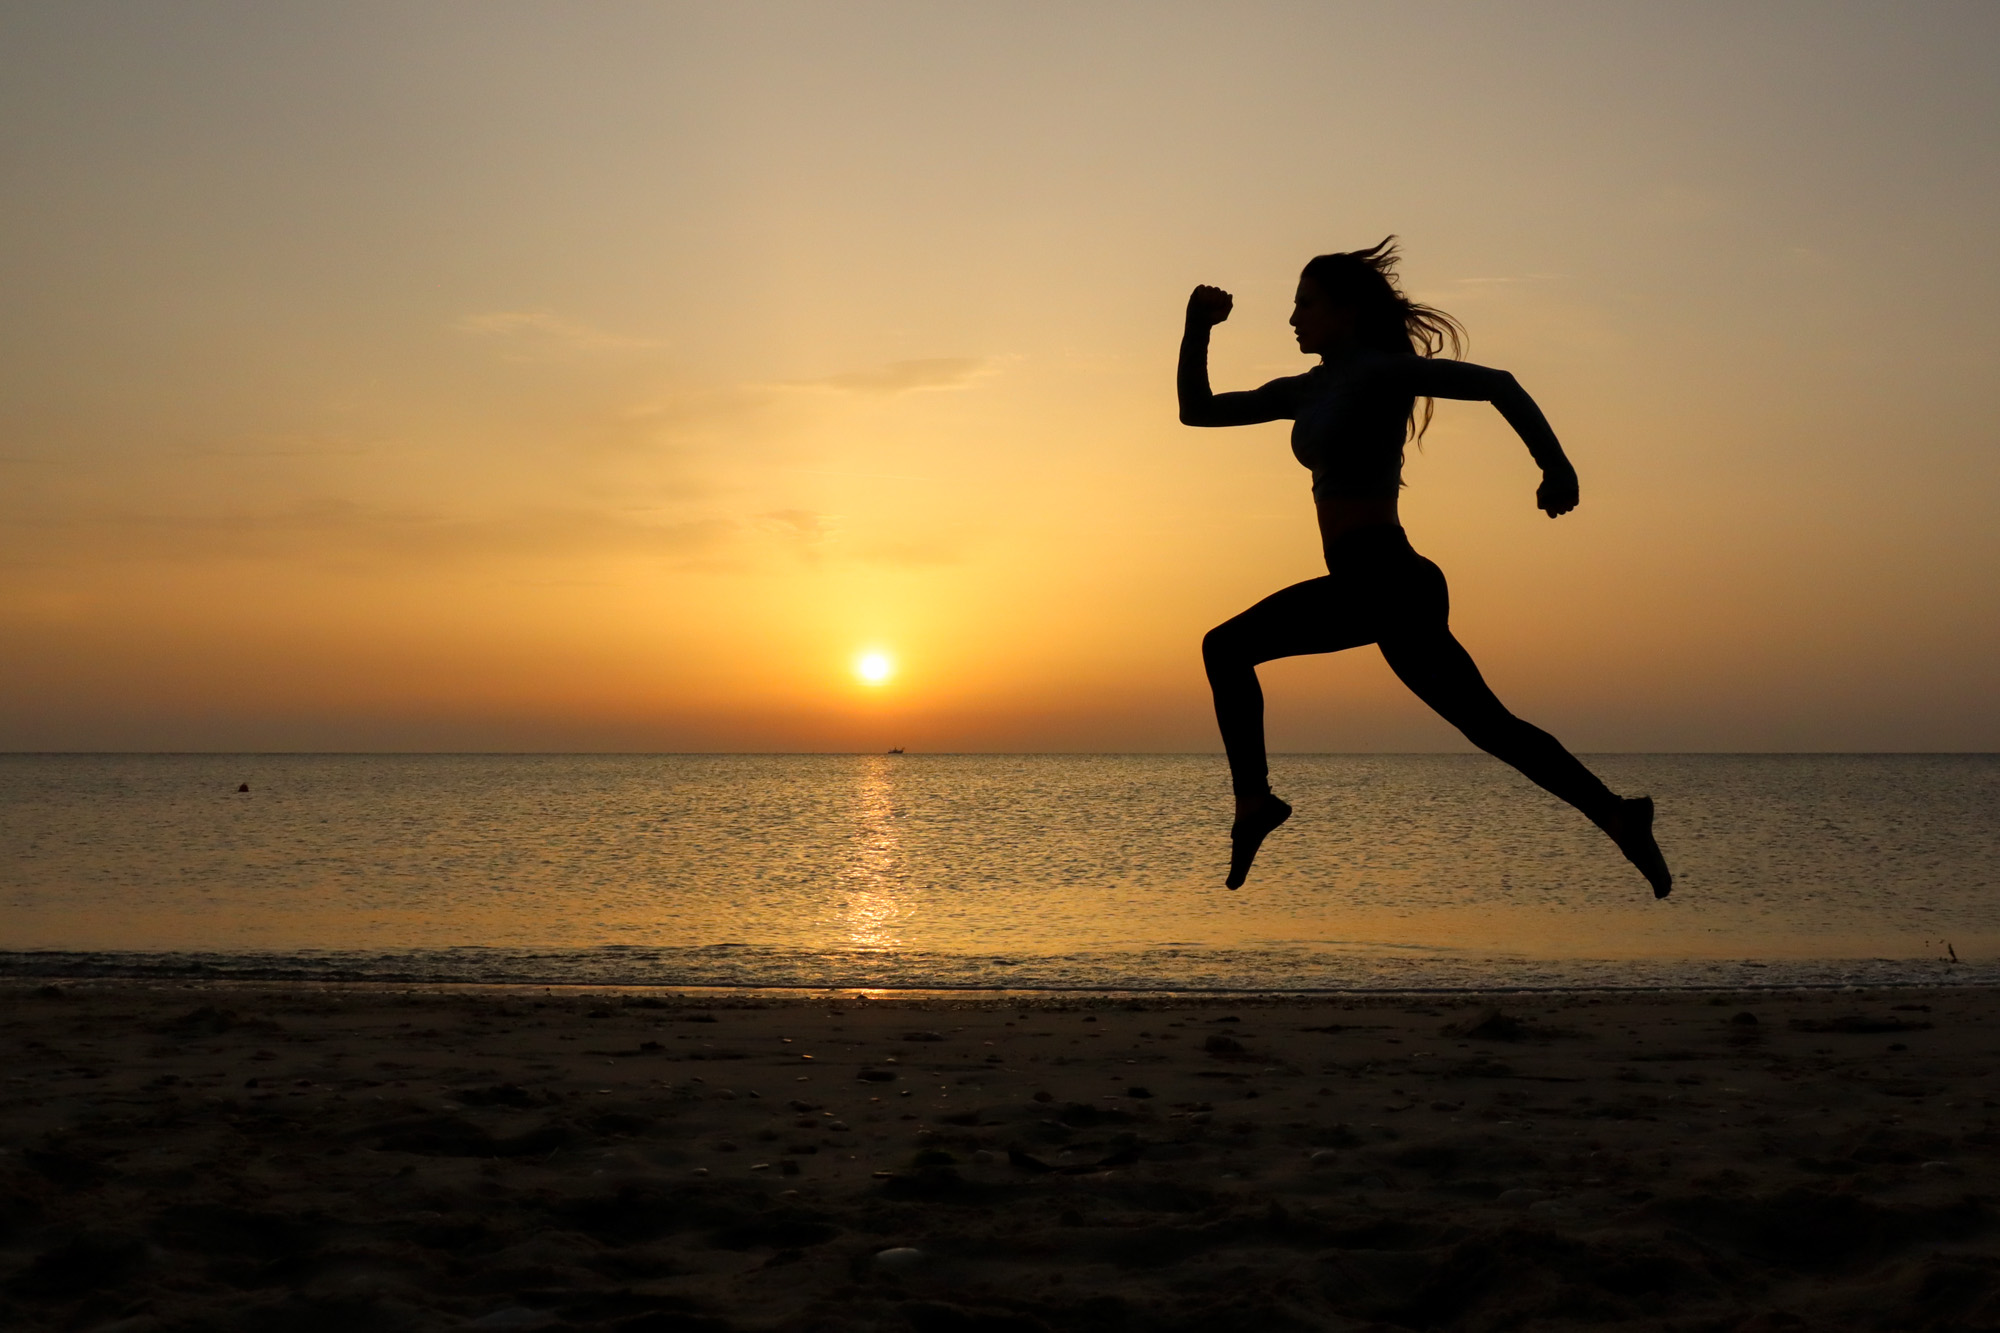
[1,1,1996,753]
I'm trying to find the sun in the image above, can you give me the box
[855,651,894,685]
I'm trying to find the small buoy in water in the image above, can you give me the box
[237,783,250,793]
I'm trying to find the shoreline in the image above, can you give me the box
[11,974,2000,1000]
[5,981,1999,1330]
[1,948,1985,997]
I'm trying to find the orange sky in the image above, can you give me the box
[2,3,1997,752]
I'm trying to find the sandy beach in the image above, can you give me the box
[3,982,1997,1332]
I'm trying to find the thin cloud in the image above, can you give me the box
[165,432,381,460]
[785,468,937,483]
[453,310,662,355]
[795,357,993,396]
[852,534,970,567]
[758,508,836,543]
[617,358,1000,450]
[624,383,783,432]
[0,499,734,568]
[1447,274,1566,287]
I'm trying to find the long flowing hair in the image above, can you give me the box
[1300,236,1465,443]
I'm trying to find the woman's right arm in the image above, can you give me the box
[1178,285,1288,426]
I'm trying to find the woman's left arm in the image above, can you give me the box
[1408,359,1578,518]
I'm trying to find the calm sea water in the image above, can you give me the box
[2,753,1995,991]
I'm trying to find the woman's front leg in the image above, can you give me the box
[1201,577,1370,887]
[1201,577,1364,803]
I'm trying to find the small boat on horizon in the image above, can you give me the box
[886,747,905,754]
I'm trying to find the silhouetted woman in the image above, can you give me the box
[1180,238,1672,897]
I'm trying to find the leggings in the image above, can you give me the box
[1201,526,1619,823]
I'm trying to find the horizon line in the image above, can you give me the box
[4,750,1995,759]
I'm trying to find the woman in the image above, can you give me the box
[1180,238,1672,897]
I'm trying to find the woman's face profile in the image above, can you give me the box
[1290,277,1354,357]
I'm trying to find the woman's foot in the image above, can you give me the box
[1226,793,1292,889]
[1605,795,1672,899]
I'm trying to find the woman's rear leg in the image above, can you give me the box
[1379,627,1673,897]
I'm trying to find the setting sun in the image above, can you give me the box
[855,651,894,685]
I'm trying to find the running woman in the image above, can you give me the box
[1180,238,1672,896]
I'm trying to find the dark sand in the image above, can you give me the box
[4,982,1999,1331]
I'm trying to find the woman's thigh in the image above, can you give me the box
[1209,576,1381,666]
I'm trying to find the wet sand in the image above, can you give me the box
[3,982,1998,1332]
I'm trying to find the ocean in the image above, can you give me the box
[2,753,1994,991]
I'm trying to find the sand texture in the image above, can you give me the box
[3,983,1999,1332]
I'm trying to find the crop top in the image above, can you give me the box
[1209,353,1521,503]
[1281,360,1410,501]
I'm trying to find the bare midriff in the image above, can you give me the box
[1315,494,1401,552]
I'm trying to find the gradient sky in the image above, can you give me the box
[2,2,1996,752]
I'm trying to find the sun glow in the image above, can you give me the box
[855,651,894,685]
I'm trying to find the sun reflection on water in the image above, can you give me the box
[840,757,908,949]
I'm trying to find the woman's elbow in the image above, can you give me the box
[1480,370,1539,409]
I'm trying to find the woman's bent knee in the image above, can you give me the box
[1202,623,1249,676]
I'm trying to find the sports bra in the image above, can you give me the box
[1204,352,1521,502]
[1261,356,1415,502]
